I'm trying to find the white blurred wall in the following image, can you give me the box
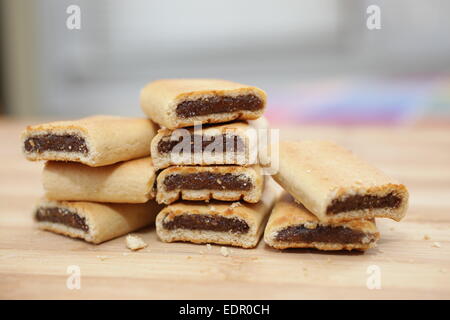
[2,0,450,116]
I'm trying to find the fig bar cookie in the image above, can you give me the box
[34,199,162,244]
[264,193,380,251]
[262,140,408,223]
[151,120,262,169]
[156,165,263,204]
[22,115,158,166]
[156,181,278,248]
[140,79,266,129]
[43,157,156,203]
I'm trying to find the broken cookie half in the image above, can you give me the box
[264,193,380,251]
[156,165,264,204]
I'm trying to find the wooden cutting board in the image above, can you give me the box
[1,118,449,299]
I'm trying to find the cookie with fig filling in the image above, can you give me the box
[34,199,162,244]
[140,78,266,129]
[260,140,409,223]
[156,165,263,204]
[150,119,267,170]
[22,115,158,166]
[264,192,380,251]
[156,180,279,248]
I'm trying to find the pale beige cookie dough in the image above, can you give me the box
[22,115,158,166]
[140,78,267,129]
[43,157,156,203]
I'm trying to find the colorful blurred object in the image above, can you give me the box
[266,77,450,125]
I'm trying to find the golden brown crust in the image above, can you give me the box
[156,165,264,204]
[43,157,156,203]
[22,115,158,166]
[35,199,162,244]
[267,241,376,251]
[264,193,380,251]
[260,140,409,223]
[140,79,267,129]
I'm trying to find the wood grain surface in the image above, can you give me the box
[1,118,449,300]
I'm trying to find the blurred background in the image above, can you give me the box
[1,0,450,125]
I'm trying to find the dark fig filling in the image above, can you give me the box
[276,225,373,244]
[35,207,89,231]
[157,134,244,154]
[24,134,88,154]
[162,214,249,234]
[176,94,263,118]
[164,173,252,191]
[326,192,402,215]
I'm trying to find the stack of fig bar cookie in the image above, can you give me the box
[262,140,409,251]
[140,79,277,248]
[20,78,408,253]
[21,116,162,244]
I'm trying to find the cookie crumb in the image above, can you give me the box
[390,227,395,231]
[206,244,212,251]
[220,246,229,257]
[423,234,431,240]
[186,256,192,260]
[96,255,108,261]
[432,242,441,248]
[304,221,318,229]
[230,202,241,209]
[126,234,148,251]
[199,250,204,255]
